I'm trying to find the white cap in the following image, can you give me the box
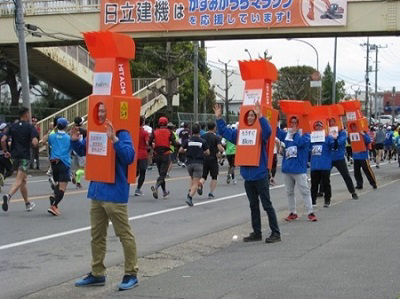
[0,123,7,130]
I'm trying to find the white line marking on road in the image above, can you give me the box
[0,161,391,251]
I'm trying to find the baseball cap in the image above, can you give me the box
[74,116,84,126]
[0,123,7,130]
[57,118,68,130]
[158,116,168,126]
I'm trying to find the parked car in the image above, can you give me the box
[378,115,393,125]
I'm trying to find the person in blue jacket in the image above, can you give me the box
[310,120,335,207]
[394,128,400,167]
[384,126,394,163]
[328,118,358,200]
[277,116,317,222]
[350,123,377,190]
[73,103,138,291]
[47,118,72,216]
[214,102,281,244]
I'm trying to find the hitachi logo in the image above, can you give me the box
[118,64,126,95]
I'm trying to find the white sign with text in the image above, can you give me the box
[346,112,357,121]
[329,126,339,138]
[238,129,257,146]
[93,72,113,95]
[242,89,262,106]
[349,132,361,142]
[88,132,108,156]
[311,130,326,143]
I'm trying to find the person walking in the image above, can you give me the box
[328,118,358,200]
[1,107,39,212]
[180,123,209,206]
[149,116,176,199]
[215,102,281,244]
[73,103,139,291]
[135,116,149,196]
[0,123,13,191]
[47,118,72,216]
[375,125,385,168]
[277,116,318,222]
[225,138,237,185]
[198,121,224,199]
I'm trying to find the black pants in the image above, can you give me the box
[346,146,352,162]
[136,159,148,190]
[332,159,355,194]
[354,159,377,188]
[271,153,277,178]
[311,170,331,204]
[244,178,280,236]
[0,156,13,178]
[155,154,170,192]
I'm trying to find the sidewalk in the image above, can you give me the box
[23,167,400,299]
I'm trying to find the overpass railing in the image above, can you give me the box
[0,0,100,17]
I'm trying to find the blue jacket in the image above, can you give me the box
[310,135,335,171]
[353,133,370,160]
[216,117,271,181]
[277,128,310,174]
[384,131,393,146]
[331,130,347,161]
[48,131,72,167]
[72,130,135,204]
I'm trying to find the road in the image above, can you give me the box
[0,161,399,298]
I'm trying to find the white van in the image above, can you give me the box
[378,115,393,125]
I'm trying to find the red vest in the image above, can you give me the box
[153,128,171,155]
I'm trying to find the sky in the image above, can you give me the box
[205,36,400,96]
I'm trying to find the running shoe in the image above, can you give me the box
[48,205,60,216]
[25,201,36,212]
[284,213,298,221]
[208,193,215,199]
[151,186,158,199]
[185,194,193,207]
[76,183,82,189]
[226,174,231,184]
[118,275,138,291]
[134,189,143,196]
[308,213,318,222]
[2,194,10,212]
[75,273,106,287]
[162,191,170,199]
[351,193,359,200]
[197,184,203,195]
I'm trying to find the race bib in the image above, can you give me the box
[311,145,323,156]
[285,146,297,159]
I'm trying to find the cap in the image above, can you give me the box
[158,116,168,126]
[313,120,324,129]
[0,123,7,130]
[57,117,68,129]
[74,116,84,126]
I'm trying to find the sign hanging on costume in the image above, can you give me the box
[93,73,113,95]
[310,130,325,143]
[100,0,347,32]
[243,89,262,106]
[88,132,108,156]
[238,129,257,145]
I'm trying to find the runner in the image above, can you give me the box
[134,116,149,196]
[47,118,72,216]
[225,138,237,185]
[71,116,87,189]
[149,116,176,199]
[0,123,13,191]
[199,121,224,199]
[1,107,39,212]
[180,123,209,206]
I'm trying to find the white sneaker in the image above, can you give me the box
[25,201,36,212]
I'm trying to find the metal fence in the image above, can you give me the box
[0,0,100,16]
[58,46,95,70]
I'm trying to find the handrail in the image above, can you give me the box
[0,0,100,17]
[36,78,162,140]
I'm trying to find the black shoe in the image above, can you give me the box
[151,186,158,199]
[2,194,10,212]
[372,185,377,189]
[197,184,203,196]
[351,193,359,200]
[265,233,281,243]
[376,165,380,168]
[355,186,363,190]
[185,194,193,207]
[317,192,324,197]
[323,201,330,208]
[243,232,262,242]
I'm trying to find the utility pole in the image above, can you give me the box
[369,43,387,119]
[15,0,32,117]
[361,37,370,118]
[217,60,233,124]
[332,37,337,104]
[193,41,199,123]
[201,41,207,114]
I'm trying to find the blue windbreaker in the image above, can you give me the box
[353,133,371,160]
[277,128,310,174]
[310,135,335,171]
[216,117,271,181]
[48,131,72,167]
[331,130,347,161]
[384,131,393,146]
[72,130,135,204]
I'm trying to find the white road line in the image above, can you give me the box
[0,161,390,251]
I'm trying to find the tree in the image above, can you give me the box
[273,65,319,105]
[130,41,214,120]
[321,63,346,104]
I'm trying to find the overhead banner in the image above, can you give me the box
[100,0,347,32]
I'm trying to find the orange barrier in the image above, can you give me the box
[83,31,141,184]
[235,59,278,168]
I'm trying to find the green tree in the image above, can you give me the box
[273,65,319,105]
[321,63,346,104]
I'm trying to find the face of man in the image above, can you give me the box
[314,123,323,131]
[247,110,256,126]
[98,103,107,124]
[328,118,336,127]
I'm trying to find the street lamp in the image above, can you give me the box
[287,38,321,105]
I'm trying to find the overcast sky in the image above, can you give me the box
[205,36,400,95]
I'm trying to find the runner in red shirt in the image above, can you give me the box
[135,116,149,196]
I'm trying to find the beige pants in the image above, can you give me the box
[90,200,138,277]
